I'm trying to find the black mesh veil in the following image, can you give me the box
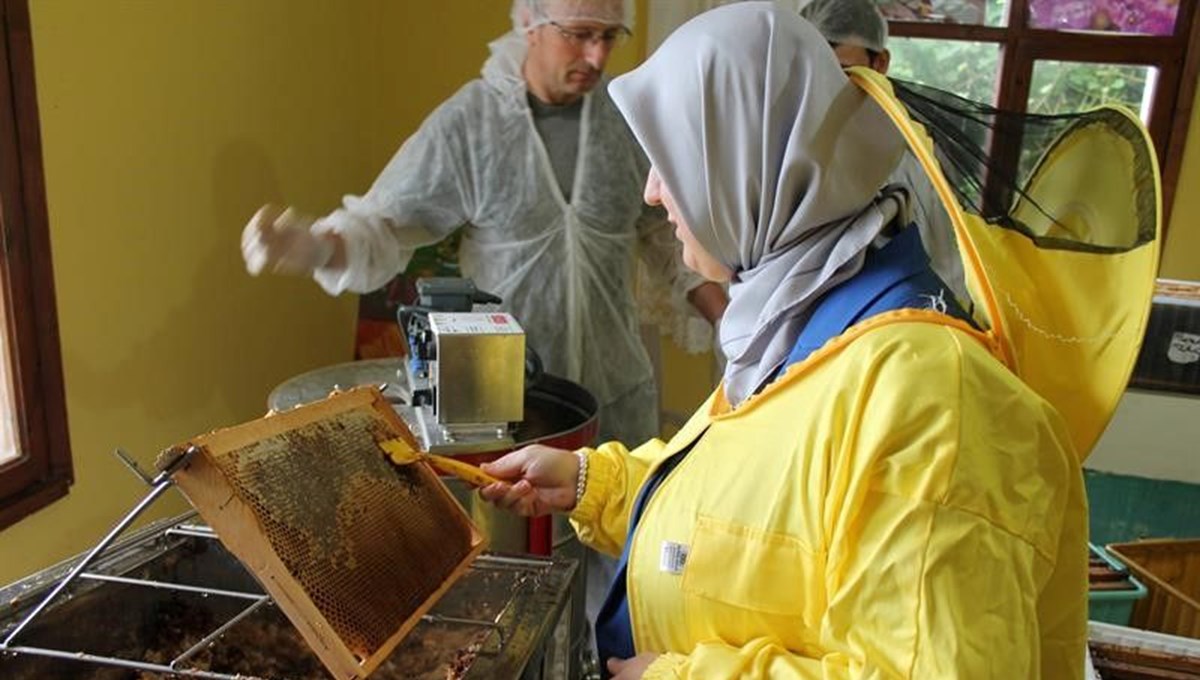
[890,78,1157,253]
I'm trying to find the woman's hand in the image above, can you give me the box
[607,654,660,679]
[477,445,580,516]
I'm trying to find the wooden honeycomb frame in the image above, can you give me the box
[158,386,485,679]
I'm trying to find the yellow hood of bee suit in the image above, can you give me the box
[850,67,1161,461]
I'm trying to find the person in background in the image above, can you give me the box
[480,3,1087,678]
[800,0,891,72]
[801,0,968,303]
[239,0,726,662]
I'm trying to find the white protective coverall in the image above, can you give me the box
[309,34,704,447]
[306,30,707,643]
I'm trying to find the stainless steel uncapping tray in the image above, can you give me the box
[0,513,576,679]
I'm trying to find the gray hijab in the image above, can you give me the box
[609,2,909,406]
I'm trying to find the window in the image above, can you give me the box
[889,37,1001,102]
[882,0,1200,227]
[0,0,72,529]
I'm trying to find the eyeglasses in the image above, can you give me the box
[547,21,631,48]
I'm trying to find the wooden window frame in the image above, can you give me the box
[0,0,72,530]
[889,0,1200,229]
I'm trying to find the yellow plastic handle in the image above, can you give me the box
[425,454,502,487]
[379,437,501,487]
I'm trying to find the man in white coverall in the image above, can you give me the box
[239,0,727,664]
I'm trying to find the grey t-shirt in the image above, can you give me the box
[527,94,583,201]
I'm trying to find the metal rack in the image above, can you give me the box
[0,446,262,678]
[0,449,576,680]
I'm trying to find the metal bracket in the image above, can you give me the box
[113,447,153,486]
[0,446,271,680]
[2,446,200,646]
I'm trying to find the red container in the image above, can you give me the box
[438,373,599,555]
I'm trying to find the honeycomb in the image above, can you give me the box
[201,403,475,661]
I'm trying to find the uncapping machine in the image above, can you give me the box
[397,278,528,454]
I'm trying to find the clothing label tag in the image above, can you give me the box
[660,541,689,575]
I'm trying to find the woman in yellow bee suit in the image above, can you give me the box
[480,3,1160,679]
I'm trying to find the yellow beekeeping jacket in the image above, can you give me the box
[567,70,1158,679]
[571,313,1088,679]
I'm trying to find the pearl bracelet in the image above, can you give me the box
[574,450,589,508]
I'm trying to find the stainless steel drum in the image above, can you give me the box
[269,359,600,678]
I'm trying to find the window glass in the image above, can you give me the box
[1028,0,1179,35]
[0,314,18,466]
[1028,60,1156,121]
[1019,61,1156,183]
[879,0,1008,26]
[888,37,1002,104]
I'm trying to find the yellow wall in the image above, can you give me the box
[0,1,416,583]
[363,3,508,184]
[1161,88,1200,280]
[0,0,648,586]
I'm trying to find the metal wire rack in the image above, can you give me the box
[0,449,575,680]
